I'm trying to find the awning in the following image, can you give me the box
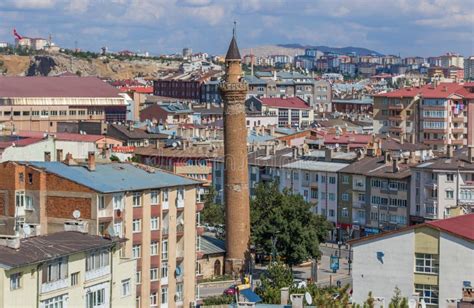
[239,288,262,303]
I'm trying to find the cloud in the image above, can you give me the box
[5,0,56,9]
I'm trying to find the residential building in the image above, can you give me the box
[0,76,127,132]
[410,148,474,224]
[279,149,352,233]
[0,231,135,308]
[245,97,314,128]
[338,155,411,239]
[440,52,464,69]
[373,82,474,151]
[332,97,373,114]
[0,159,203,308]
[106,124,169,147]
[140,103,194,124]
[465,56,474,80]
[350,214,474,306]
[196,235,225,280]
[153,70,221,101]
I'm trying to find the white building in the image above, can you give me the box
[350,214,474,307]
[410,149,474,222]
[279,151,350,228]
[465,56,474,80]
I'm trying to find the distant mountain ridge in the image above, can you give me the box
[278,44,384,56]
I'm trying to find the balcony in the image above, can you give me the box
[162,226,169,238]
[423,128,448,134]
[422,104,447,110]
[162,201,169,211]
[353,183,365,192]
[424,139,446,145]
[388,115,403,121]
[451,127,464,134]
[452,116,465,123]
[176,225,184,237]
[41,278,68,294]
[451,139,464,145]
[388,103,404,110]
[424,180,437,189]
[177,199,184,209]
[388,126,404,133]
[353,200,365,208]
[85,266,110,281]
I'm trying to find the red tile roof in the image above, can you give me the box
[260,97,311,109]
[119,86,153,94]
[0,137,44,149]
[427,213,474,241]
[323,133,372,146]
[18,131,106,143]
[374,83,474,99]
[0,76,121,98]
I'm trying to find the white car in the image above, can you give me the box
[292,279,307,289]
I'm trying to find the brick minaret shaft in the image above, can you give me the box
[219,33,250,274]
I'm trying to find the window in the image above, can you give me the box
[161,287,168,305]
[358,194,365,202]
[329,176,336,184]
[136,271,141,284]
[121,279,131,297]
[151,217,159,230]
[132,245,141,259]
[10,273,21,290]
[161,240,168,260]
[446,174,454,182]
[86,250,109,272]
[162,189,169,203]
[97,195,105,210]
[113,194,124,210]
[132,192,142,207]
[71,272,79,286]
[177,187,185,202]
[25,195,33,210]
[415,253,439,274]
[161,262,168,279]
[114,222,122,238]
[150,292,157,306]
[28,173,33,184]
[43,258,68,283]
[342,208,349,217]
[414,284,438,305]
[86,287,106,308]
[42,295,66,308]
[311,188,318,199]
[150,268,158,281]
[328,209,335,217]
[132,219,142,233]
[342,193,349,201]
[15,191,24,207]
[176,283,184,302]
[445,190,454,199]
[150,241,158,256]
[150,191,159,204]
[328,193,335,201]
[342,175,349,184]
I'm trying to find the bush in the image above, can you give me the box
[202,294,233,305]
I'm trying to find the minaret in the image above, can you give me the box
[219,27,250,275]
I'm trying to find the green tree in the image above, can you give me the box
[201,186,224,226]
[256,261,293,304]
[389,286,408,308]
[363,291,375,308]
[251,182,332,267]
[307,283,351,307]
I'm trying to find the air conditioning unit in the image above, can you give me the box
[64,220,89,233]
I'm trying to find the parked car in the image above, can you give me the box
[223,285,237,296]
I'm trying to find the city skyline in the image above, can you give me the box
[0,0,472,57]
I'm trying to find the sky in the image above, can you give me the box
[0,0,472,57]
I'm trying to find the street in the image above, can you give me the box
[198,243,352,298]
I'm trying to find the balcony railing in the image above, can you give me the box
[85,266,110,281]
[41,278,68,294]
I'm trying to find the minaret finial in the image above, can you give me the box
[233,21,236,37]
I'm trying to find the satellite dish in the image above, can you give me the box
[22,224,32,236]
[304,292,312,305]
[72,210,81,219]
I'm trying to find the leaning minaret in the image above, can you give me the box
[219,29,250,275]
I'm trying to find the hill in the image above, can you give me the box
[0,53,180,79]
[278,44,383,56]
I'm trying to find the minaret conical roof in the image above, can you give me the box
[225,35,241,61]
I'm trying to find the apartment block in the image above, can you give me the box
[0,157,203,308]
[410,147,474,223]
[0,231,135,308]
[373,82,474,152]
[0,76,127,133]
[339,155,411,239]
[350,214,474,306]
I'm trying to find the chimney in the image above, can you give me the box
[469,146,474,163]
[290,294,304,308]
[325,148,333,162]
[280,287,289,305]
[206,102,211,109]
[446,144,453,158]
[392,158,399,173]
[400,135,404,145]
[56,149,63,162]
[357,149,365,160]
[87,152,96,171]
[292,147,298,159]
[384,151,391,164]
[265,145,271,156]
[63,153,77,165]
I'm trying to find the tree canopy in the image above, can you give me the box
[251,182,332,267]
[201,186,225,226]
